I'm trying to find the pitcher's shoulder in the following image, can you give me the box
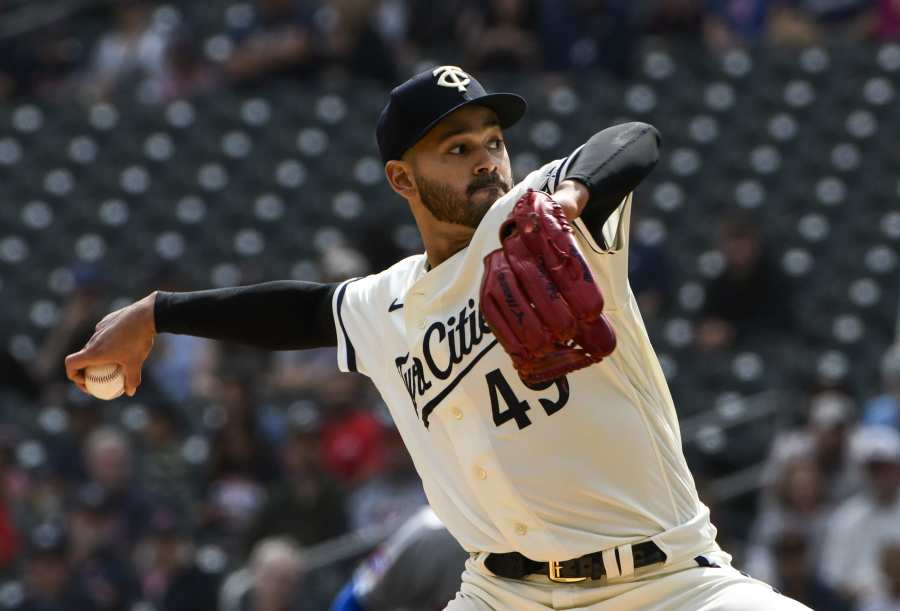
[342,254,427,301]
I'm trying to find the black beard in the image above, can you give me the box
[415,173,511,229]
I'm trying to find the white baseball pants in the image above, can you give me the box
[445,550,812,610]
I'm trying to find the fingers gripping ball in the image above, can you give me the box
[480,189,616,384]
[84,364,126,400]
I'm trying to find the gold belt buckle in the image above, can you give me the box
[548,560,587,583]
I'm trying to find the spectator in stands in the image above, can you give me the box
[209,375,279,486]
[858,540,900,611]
[317,0,399,84]
[863,344,900,432]
[458,0,542,73]
[763,391,861,505]
[767,530,851,611]
[623,206,672,320]
[746,458,832,584]
[226,0,319,86]
[629,237,671,319]
[321,406,385,484]
[582,0,640,76]
[820,427,900,603]
[19,465,68,529]
[0,24,83,101]
[704,0,773,48]
[12,523,74,611]
[247,407,347,550]
[155,28,220,103]
[768,0,875,45]
[133,504,223,611]
[270,349,340,395]
[0,433,21,575]
[319,373,387,484]
[346,418,427,530]
[157,538,225,611]
[203,374,279,552]
[643,0,706,41]
[220,537,305,611]
[533,0,638,76]
[66,484,141,611]
[49,400,103,484]
[138,402,196,514]
[871,0,900,39]
[0,337,39,399]
[0,39,38,101]
[82,0,170,101]
[0,426,20,478]
[134,505,183,605]
[696,210,793,352]
[401,0,469,61]
[0,498,19,576]
[0,338,43,400]
[83,427,152,547]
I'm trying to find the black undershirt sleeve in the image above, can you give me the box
[154,281,339,350]
[563,121,661,228]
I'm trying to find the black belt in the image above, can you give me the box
[484,541,667,583]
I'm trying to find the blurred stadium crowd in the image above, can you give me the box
[2,0,900,102]
[1,0,900,610]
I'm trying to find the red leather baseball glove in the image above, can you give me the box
[480,189,616,385]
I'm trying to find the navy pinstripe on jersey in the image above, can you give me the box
[541,143,587,192]
[336,279,361,373]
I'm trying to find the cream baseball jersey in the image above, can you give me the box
[331,155,719,563]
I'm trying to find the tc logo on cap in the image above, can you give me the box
[433,66,470,93]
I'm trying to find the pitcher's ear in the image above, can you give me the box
[385,160,416,197]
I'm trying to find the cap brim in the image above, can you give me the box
[406,92,527,157]
[469,93,528,130]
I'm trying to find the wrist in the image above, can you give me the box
[146,291,160,335]
[555,179,590,219]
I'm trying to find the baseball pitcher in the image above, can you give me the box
[66,66,810,610]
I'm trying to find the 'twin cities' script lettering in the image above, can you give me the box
[395,298,492,416]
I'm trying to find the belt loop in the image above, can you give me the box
[601,548,621,579]
[617,543,635,578]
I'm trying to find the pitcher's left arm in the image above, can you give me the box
[550,122,660,222]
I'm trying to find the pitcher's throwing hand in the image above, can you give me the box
[65,292,157,397]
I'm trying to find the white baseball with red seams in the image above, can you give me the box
[84,363,125,400]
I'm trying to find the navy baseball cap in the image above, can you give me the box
[376,65,527,164]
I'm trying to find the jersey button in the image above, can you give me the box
[451,407,463,420]
[514,523,528,536]
[475,467,487,480]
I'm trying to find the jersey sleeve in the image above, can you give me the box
[538,151,634,308]
[470,154,634,310]
[541,144,587,193]
[331,255,424,378]
[332,275,380,377]
[571,193,633,309]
